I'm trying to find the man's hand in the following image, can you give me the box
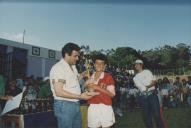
[4,95,13,100]
[80,91,99,100]
[145,80,156,91]
[145,86,149,91]
[86,91,100,96]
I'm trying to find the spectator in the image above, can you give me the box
[161,77,171,108]
[182,79,188,107]
[156,79,163,108]
[187,89,191,107]
[0,74,5,98]
[186,76,191,89]
[119,82,127,111]
[0,94,13,127]
[186,76,191,107]
[38,77,52,99]
[173,77,182,106]
[6,80,22,97]
[23,78,38,113]
[128,87,138,112]
[24,78,38,101]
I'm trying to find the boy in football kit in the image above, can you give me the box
[86,54,115,128]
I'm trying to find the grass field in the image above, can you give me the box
[115,107,191,128]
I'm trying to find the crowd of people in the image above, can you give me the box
[0,74,53,114]
[0,62,191,115]
[1,75,52,98]
[0,59,191,116]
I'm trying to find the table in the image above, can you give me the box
[2,111,57,128]
[2,105,88,128]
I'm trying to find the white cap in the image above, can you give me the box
[135,59,143,64]
[43,77,49,81]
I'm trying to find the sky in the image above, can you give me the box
[0,1,191,51]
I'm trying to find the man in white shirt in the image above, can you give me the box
[133,59,165,128]
[50,43,97,128]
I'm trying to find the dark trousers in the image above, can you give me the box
[139,92,165,128]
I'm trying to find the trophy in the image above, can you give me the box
[84,58,100,96]
[84,58,91,80]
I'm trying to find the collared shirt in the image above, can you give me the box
[50,59,81,102]
[133,69,155,92]
[87,72,115,105]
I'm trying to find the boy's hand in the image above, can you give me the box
[87,83,99,90]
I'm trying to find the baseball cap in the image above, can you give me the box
[43,77,49,81]
[135,59,143,64]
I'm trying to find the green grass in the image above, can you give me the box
[115,107,191,128]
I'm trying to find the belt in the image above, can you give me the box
[140,90,155,96]
[54,99,80,105]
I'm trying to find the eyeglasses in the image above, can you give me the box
[95,62,105,66]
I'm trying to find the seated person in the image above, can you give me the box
[6,80,22,97]
[38,77,52,99]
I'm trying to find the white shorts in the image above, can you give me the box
[88,104,115,128]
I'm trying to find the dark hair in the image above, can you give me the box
[62,42,80,58]
[163,77,170,84]
[93,53,108,64]
[176,77,180,80]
